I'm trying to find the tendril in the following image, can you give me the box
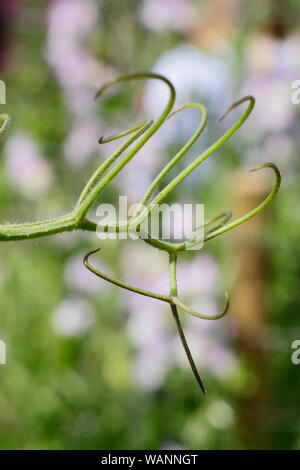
[0,73,281,394]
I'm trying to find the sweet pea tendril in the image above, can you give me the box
[0,73,281,393]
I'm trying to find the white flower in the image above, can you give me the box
[4,133,53,197]
[52,297,95,337]
[143,45,232,128]
[63,120,100,166]
[133,343,172,391]
[64,252,109,294]
[45,0,100,117]
[139,0,196,33]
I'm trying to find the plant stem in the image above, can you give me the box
[169,253,206,394]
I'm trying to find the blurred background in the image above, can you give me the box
[0,0,300,450]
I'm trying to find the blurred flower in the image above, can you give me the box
[139,0,196,33]
[177,253,219,295]
[46,0,104,165]
[52,296,95,337]
[4,133,54,197]
[143,44,233,139]
[245,134,294,168]
[63,120,100,166]
[240,33,300,139]
[46,0,99,103]
[132,339,172,391]
[64,252,110,294]
[241,77,293,134]
[205,400,234,429]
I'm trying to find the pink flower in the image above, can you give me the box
[139,0,196,33]
[64,252,110,294]
[63,120,100,166]
[4,133,53,197]
[52,296,95,337]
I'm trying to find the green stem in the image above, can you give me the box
[169,252,178,297]
[169,252,206,394]
[0,213,76,241]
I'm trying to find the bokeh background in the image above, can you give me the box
[0,0,300,450]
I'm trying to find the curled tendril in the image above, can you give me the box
[204,163,281,241]
[0,73,281,394]
[75,72,176,221]
[83,248,171,304]
[173,293,230,321]
[83,248,229,322]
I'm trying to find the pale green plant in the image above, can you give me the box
[0,73,281,393]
